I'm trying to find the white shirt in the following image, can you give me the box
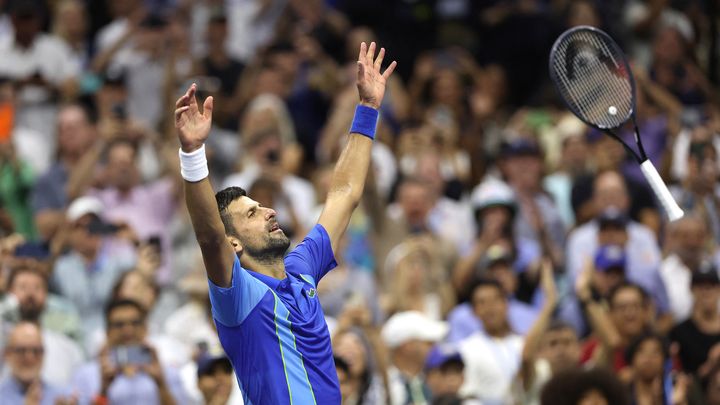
[459,332,524,405]
[0,34,78,87]
[660,254,693,322]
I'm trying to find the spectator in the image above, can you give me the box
[660,215,718,322]
[563,171,668,334]
[86,138,179,284]
[71,299,187,405]
[381,311,448,405]
[333,326,388,405]
[195,354,242,405]
[52,0,91,73]
[0,265,84,386]
[51,196,136,341]
[671,266,720,377]
[514,260,579,405]
[624,332,689,405]
[0,134,35,240]
[457,279,524,404]
[424,344,479,404]
[497,138,566,265]
[31,103,97,241]
[540,367,629,405]
[0,322,73,405]
[447,243,540,342]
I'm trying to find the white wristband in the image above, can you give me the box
[179,144,209,182]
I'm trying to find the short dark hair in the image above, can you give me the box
[334,356,350,375]
[111,271,159,305]
[215,186,247,237]
[547,319,577,335]
[608,282,649,308]
[469,278,505,300]
[104,299,147,323]
[624,332,670,365]
[540,367,629,405]
[104,137,138,161]
[7,265,48,291]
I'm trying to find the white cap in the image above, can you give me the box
[470,177,516,211]
[381,311,448,349]
[66,196,104,222]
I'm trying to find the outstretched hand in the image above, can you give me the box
[356,42,397,110]
[175,84,213,153]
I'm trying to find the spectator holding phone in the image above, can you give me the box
[71,299,187,405]
[51,196,136,342]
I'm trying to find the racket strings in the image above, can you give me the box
[550,30,633,129]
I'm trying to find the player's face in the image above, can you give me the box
[228,196,290,260]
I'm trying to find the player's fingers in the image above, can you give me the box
[188,83,198,108]
[366,42,376,64]
[203,96,214,119]
[382,61,397,80]
[374,47,385,71]
[358,42,366,64]
[174,106,190,123]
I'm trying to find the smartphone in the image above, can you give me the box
[87,217,121,235]
[111,345,152,366]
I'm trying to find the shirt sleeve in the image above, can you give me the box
[208,255,270,327]
[285,224,338,284]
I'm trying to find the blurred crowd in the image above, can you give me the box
[0,0,719,404]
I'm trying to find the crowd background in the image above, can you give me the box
[0,0,718,404]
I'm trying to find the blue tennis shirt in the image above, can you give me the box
[208,224,341,405]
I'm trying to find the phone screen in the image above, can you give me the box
[111,345,152,366]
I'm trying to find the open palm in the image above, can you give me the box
[175,84,213,152]
[356,42,397,110]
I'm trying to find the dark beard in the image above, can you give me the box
[243,234,291,264]
[19,301,43,322]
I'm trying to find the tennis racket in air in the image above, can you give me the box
[549,25,684,221]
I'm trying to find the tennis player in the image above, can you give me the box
[174,42,395,404]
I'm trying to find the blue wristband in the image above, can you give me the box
[349,104,379,140]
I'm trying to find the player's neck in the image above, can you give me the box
[243,255,287,279]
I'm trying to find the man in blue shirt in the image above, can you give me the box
[174,42,396,404]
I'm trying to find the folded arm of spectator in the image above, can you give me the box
[576,258,622,361]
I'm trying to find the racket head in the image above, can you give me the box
[549,25,636,130]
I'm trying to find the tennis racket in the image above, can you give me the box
[549,25,684,221]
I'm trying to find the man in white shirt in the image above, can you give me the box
[660,215,719,322]
[458,279,524,405]
[381,311,448,405]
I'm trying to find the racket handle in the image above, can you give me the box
[640,160,684,222]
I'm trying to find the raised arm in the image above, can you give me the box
[318,42,396,253]
[175,84,236,287]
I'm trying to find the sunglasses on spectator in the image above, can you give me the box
[7,346,44,356]
[108,319,144,329]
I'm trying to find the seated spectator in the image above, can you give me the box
[195,354,242,405]
[514,260,579,404]
[0,139,35,240]
[563,173,669,334]
[333,326,388,405]
[382,236,456,320]
[51,196,136,343]
[625,332,689,405]
[660,215,717,322]
[30,103,97,241]
[424,344,475,403]
[87,138,180,284]
[0,265,84,386]
[447,243,539,342]
[0,322,72,404]
[457,279,524,404]
[540,367,629,405]
[381,311,448,405]
[71,299,187,405]
[671,266,720,377]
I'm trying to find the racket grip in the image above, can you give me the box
[640,160,684,222]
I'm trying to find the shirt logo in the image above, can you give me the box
[306,288,317,298]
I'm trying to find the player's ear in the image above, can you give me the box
[227,236,243,255]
